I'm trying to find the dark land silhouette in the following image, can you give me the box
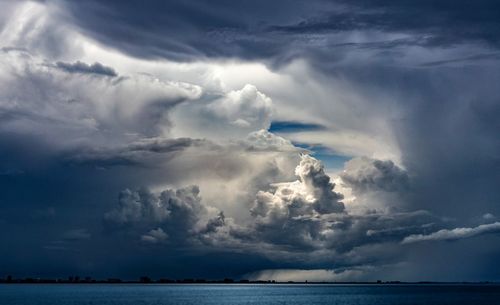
[0,275,496,285]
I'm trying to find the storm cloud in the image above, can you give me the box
[0,0,499,282]
[57,0,500,64]
[55,61,118,77]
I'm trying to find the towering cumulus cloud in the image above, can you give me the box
[251,154,344,218]
[106,186,215,228]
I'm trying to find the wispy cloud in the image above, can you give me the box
[402,222,500,244]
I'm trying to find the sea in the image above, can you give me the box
[1,284,499,305]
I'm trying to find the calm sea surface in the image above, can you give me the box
[1,284,499,305]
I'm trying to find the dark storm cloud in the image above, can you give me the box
[62,229,91,241]
[104,185,229,248]
[340,157,409,194]
[65,137,205,168]
[1,0,500,281]
[387,66,500,218]
[271,1,500,47]
[100,155,442,273]
[104,186,203,228]
[0,168,24,176]
[55,61,117,77]
[58,0,500,63]
[1,46,29,53]
[419,53,500,67]
[141,228,168,244]
[58,0,311,61]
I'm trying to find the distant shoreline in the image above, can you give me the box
[1,278,498,285]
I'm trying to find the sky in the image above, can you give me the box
[0,0,499,282]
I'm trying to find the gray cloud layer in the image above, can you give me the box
[58,0,500,64]
[55,61,117,77]
[402,222,500,244]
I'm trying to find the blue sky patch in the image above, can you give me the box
[292,142,351,171]
[269,121,326,133]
